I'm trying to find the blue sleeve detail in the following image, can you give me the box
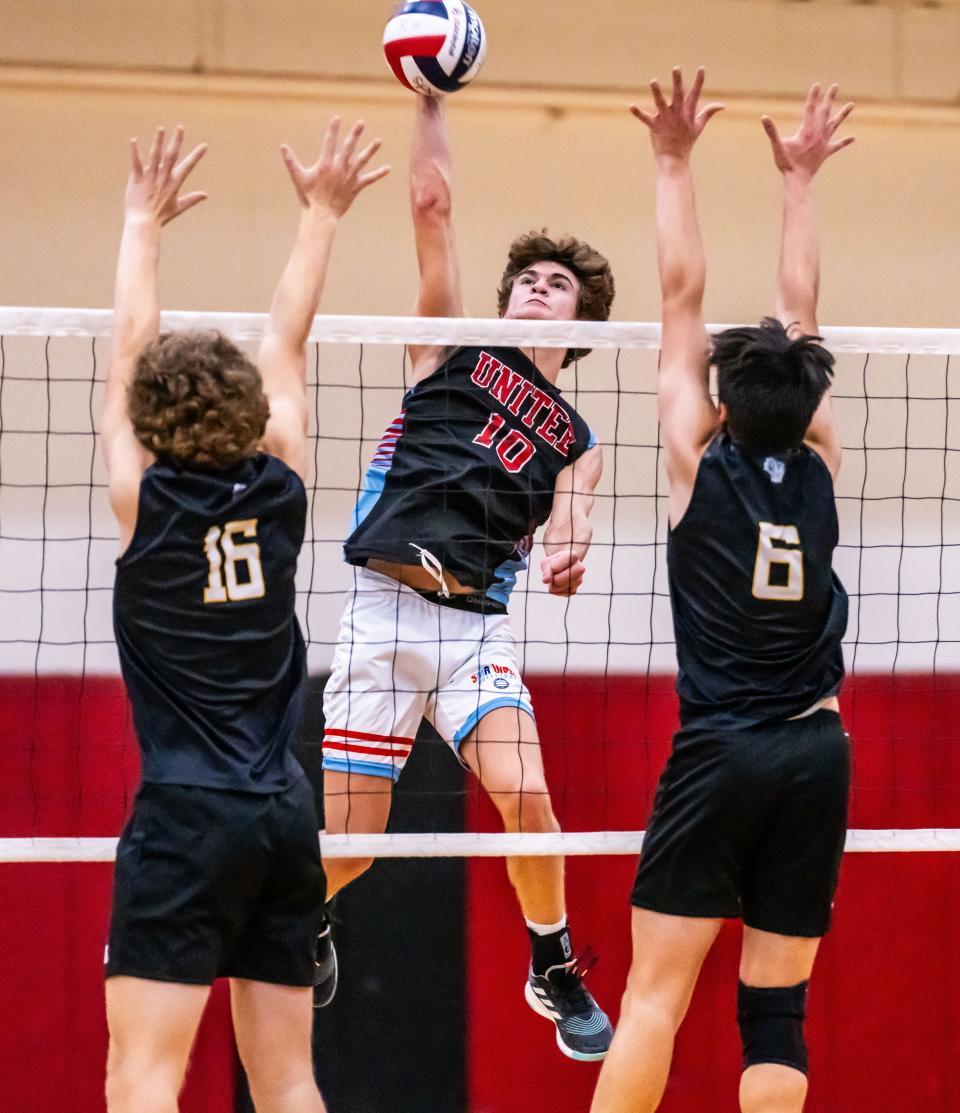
[321,755,402,783]
[587,428,598,450]
[453,697,536,749]
[351,467,387,532]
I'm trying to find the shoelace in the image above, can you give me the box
[550,947,600,1013]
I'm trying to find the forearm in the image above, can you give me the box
[266,206,339,352]
[411,96,452,213]
[111,217,162,368]
[776,173,819,327]
[543,508,594,561]
[410,97,460,318]
[655,156,706,308]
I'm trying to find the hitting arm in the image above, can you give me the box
[408,96,463,380]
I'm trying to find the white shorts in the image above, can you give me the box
[322,567,534,782]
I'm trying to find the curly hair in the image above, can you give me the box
[129,331,269,469]
[496,231,616,367]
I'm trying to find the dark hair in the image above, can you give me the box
[713,317,835,454]
[129,331,269,469]
[497,230,616,367]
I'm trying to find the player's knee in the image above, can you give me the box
[737,981,808,1076]
[617,981,684,1036]
[492,785,557,833]
[245,1064,321,1112]
[106,1060,177,1113]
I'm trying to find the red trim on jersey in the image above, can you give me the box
[324,727,414,747]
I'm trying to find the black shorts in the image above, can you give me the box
[631,710,850,938]
[106,775,325,986]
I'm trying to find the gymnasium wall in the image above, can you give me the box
[0,3,958,326]
[1,3,958,1112]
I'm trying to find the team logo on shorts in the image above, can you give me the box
[470,662,518,685]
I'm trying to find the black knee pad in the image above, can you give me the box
[737,981,809,1075]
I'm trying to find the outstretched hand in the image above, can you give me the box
[281,117,391,218]
[125,125,208,226]
[630,67,724,160]
[762,84,855,181]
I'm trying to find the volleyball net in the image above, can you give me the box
[1,309,958,861]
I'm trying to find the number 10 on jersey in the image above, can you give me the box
[203,519,265,603]
[473,413,536,473]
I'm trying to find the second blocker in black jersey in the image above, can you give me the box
[668,433,848,729]
[344,346,595,607]
[113,454,308,793]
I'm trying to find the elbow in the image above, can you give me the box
[661,279,705,314]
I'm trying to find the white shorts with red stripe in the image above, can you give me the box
[322,567,534,782]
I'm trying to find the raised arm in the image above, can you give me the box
[540,445,603,597]
[408,95,463,380]
[631,68,724,524]
[762,84,854,481]
[102,126,207,542]
[258,118,389,480]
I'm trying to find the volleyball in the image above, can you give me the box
[383,1,487,97]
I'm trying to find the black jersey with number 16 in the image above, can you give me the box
[668,432,848,730]
[113,454,307,793]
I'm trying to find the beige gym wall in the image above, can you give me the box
[0,0,957,327]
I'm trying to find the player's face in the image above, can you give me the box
[503,262,581,321]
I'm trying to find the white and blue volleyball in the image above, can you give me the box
[383,1,487,97]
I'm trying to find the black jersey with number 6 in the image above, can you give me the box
[343,346,595,607]
[668,432,848,730]
[113,454,307,792]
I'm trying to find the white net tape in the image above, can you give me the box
[2,306,960,353]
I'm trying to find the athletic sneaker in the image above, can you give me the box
[524,954,613,1061]
[313,923,338,1008]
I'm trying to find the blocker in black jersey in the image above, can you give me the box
[113,452,308,792]
[344,345,596,607]
[109,452,325,984]
[668,431,848,731]
[632,431,850,935]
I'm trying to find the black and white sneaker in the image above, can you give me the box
[313,923,338,1009]
[525,953,613,1062]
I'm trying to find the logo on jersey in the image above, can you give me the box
[470,351,579,457]
[470,662,518,686]
[763,457,786,485]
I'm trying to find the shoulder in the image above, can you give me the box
[253,452,307,501]
[410,344,463,386]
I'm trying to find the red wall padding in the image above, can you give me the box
[0,677,235,1113]
[467,675,960,1113]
